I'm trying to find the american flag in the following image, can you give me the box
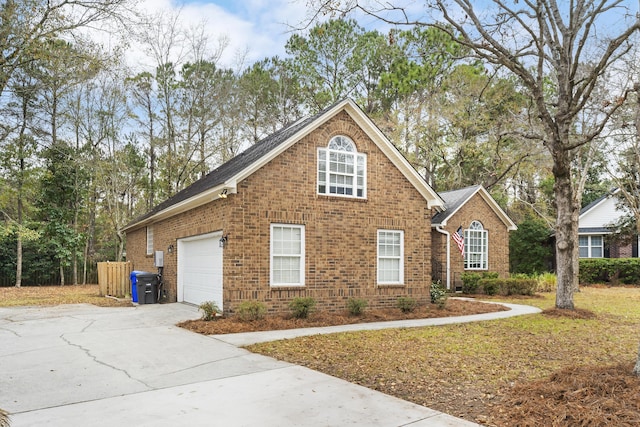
[452,226,464,256]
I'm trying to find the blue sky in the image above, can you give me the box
[134,0,310,69]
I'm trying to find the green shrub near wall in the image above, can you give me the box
[461,272,499,293]
[579,258,640,285]
[477,278,538,296]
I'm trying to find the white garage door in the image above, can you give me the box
[177,232,223,309]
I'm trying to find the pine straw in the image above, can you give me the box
[178,299,509,335]
[541,307,597,320]
[489,363,640,427]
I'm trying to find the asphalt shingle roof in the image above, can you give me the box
[431,184,482,225]
[125,108,322,228]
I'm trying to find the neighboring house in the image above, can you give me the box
[431,185,517,290]
[123,99,515,314]
[578,188,639,258]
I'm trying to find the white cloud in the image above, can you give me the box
[131,0,308,70]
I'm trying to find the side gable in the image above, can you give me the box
[123,99,443,232]
[579,188,626,232]
[432,185,516,231]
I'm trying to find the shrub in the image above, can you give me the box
[536,272,557,292]
[481,280,499,296]
[461,272,498,294]
[396,296,417,313]
[429,282,448,308]
[237,300,267,321]
[199,301,221,321]
[478,278,537,296]
[509,217,554,274]
[579,258,640,285]
[289,297,316,319]
[461,272,482,294]
[346,298,368,316]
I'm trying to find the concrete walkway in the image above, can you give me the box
[0,300,540,427]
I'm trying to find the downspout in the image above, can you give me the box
[435,226,451,290]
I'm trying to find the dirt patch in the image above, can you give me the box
[489,363,640,426]
[178,299,509,335]
[542,307,597,319]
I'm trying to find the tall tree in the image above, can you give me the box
[286,19,367,110]
[311,0,640,311]
[0,0,132,98]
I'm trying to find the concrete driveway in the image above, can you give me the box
[0,303,486,426]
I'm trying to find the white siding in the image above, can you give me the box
[579,194,628,229]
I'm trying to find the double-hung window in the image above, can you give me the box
[464,221,488,270]
[146,226,154,256]
[318,135,366,198]
[377,230,404,284]
[579,235,603,258]
[270,224,305,286]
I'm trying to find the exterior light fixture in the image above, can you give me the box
[219,235,228,248]
[218,189,228,198]
[167,244,174,254]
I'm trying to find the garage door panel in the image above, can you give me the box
[178,233,223,309]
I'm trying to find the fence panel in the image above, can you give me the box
[97,262,133,297]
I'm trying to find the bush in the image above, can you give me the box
[482,280,499,296]
[289,297,316,319]
[461,272,482,294]
[509,218,554,274]
[199,301,221,321]
[579,258,640,285]
[429,282,448,308]
[236,300,267,321]
[461,272,498,294]
[478,278,537,296]
[536,272,557,292]
[396,296,417,313]
[346,298,368,316]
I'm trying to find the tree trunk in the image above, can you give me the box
[634,343,640,376]
[553,148,577,310]
[59,264,65,286]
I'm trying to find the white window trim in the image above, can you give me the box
[270,224,305,287]
[146,226,154,256]
[464,221,488,270]
[317,136,367,199]
[579,235,604,258]
[377,229,404,285]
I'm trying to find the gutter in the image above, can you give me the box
[434,226,451,290]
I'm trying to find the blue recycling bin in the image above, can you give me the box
[130,270,146,303]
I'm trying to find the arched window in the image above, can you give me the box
[317,136,366,198]
[464,221,488,270]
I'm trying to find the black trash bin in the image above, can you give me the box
[135,272,159,304]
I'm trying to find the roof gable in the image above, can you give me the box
[124,99,443,231]
[579,188,627,231]
[432,185,517,231]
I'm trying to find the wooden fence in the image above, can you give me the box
[97,262,133,297]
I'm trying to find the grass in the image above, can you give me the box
[247,287,640,425]
[0,284,131,307]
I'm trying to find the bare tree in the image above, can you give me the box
[0,0,133,98]
[311,0,640,310]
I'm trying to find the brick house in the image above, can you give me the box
[431,185,517,291]
[123,99,515,314]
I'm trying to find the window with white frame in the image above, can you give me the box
[318,135,366,198]
[146,226,154,255]
[377,230,404,284]
[271,224,305,286]
[579,235,603,258]
[464,221,488,270]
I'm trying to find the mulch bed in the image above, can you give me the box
[489,363,640,426]
[178,299,509,335]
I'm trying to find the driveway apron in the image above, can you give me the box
[0,303,491,426]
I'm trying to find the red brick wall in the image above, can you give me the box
[431,192,511,290]
[127,111,433,314]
